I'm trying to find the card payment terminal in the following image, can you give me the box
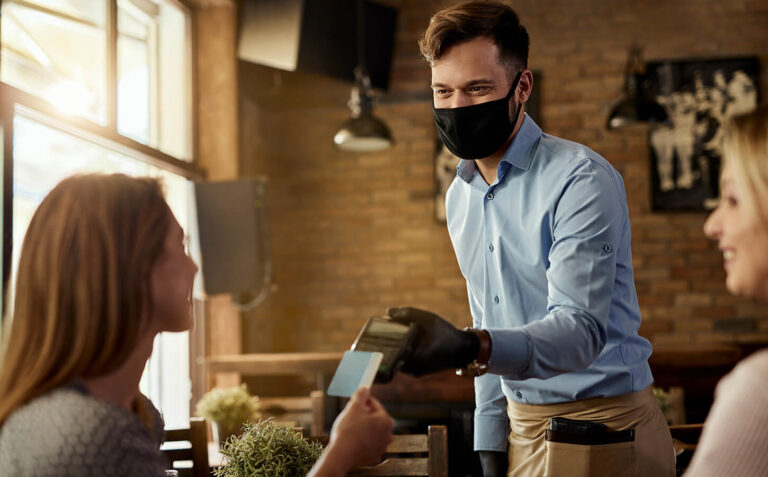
[351,316,417,383]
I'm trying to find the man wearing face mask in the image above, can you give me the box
[386,2,675,477]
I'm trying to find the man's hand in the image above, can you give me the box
[386,306,478,376]
[478,450,508,477]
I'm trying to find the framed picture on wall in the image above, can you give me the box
[646,57,760,211]
[434,71,542,222]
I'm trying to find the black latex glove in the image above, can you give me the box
[386,306,478,376]
[478,450,508,477]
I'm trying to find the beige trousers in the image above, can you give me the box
[505,386,675,477]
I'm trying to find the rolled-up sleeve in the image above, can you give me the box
[487,159,622,379]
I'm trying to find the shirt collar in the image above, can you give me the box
[456,114,542,183]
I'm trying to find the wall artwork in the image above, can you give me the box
[646,57,759,211]
[434,71,542,223]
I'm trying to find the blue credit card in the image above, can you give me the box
[327,351,384,397]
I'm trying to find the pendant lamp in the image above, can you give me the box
[333,0,393,152]
[607,46,668,129]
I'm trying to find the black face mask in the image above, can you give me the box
[434,71,523,160]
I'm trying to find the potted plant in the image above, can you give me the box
[196,384,260,445]
[214,419,324,477]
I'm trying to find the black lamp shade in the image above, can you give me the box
[334,113,393,152]
[607,96,668,129]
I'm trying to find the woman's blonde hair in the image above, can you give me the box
[0,174,172,424]
[722,104,768,226]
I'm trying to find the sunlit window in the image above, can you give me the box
[11,109,193,429]
[117,0,192,159]
[1,0,107,123]
[1,0,196,429]
[11,109,190,283]
[1,0,192,160]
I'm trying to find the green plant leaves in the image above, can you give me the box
[214,419,324,477]
[196,384,261,429]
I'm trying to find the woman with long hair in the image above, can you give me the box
[685,103,768,476]
[0,173,392,476]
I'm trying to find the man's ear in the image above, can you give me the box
[518,69,534,104]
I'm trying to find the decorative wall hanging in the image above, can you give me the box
[646,57,759,211]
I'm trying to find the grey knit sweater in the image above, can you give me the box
[0,381,168,476]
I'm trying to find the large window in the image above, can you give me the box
[1,0,108,124]
[1,0,197,429]
[1,0,192,159]
[117,0,191,158]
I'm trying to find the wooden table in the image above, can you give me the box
[205,352,345,389]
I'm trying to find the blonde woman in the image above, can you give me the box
[0,174,392,476]
[685,104,768,476]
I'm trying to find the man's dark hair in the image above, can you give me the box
[419,0,529,73]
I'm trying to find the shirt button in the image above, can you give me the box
[516,391,522,398]
[494,296,500,304]
[486,192,494,200]
[488,243,494,252]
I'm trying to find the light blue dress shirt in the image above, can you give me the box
[445,115,653,452]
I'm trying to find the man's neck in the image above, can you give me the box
[474,113,525,186]
[82,331,156,411]
[475,155,503,185]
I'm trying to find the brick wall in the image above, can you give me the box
[238,0,768,375]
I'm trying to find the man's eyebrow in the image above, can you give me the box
[431,78,497,89]
[464,78,496,86]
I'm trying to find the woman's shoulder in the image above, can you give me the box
[2,382,141,437]
[707,349,768,423]
[721,349,768,390]
[0,383,167,476]
[684,349,768,475]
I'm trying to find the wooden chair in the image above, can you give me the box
[258,390,326,436]
[161,417,210,477]
[669,423,705,477]
[348,425,449,477]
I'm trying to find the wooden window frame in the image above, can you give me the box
[0,0,202,315]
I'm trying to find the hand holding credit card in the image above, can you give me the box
[327,351,383,397]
